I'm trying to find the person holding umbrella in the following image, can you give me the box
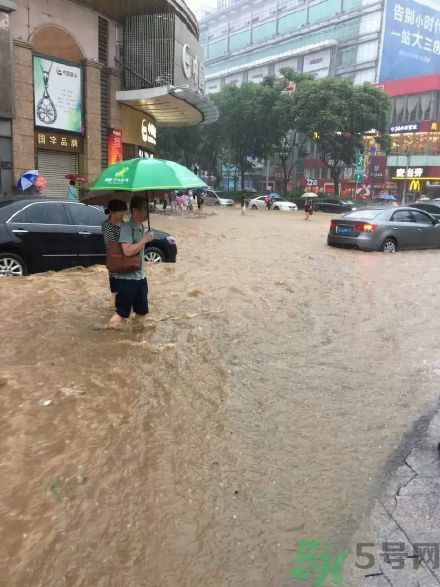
[102,199,128,307]
[67,180,78,201]
[108,195,154,329]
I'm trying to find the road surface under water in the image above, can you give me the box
[1,208,440,587]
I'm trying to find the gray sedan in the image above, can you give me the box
[327,207,440,252]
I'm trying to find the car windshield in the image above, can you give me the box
[343,210,382,220]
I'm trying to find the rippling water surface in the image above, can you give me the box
[1,209,440,586]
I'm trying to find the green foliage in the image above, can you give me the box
[293,78,391,192]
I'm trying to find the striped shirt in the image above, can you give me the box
[102,220,121,277]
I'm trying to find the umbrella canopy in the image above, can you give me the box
[301,193,319,198]
[80,190,134,207]
[377,194,396,201]
[17,170,39,192]
[89,158,207,192]
[65,173,88,183]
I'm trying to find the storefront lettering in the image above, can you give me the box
[395,167,424,178]
[181,44,204,92]
[35,131,82,152]
[390,123,419,133]
[141,119,156,146]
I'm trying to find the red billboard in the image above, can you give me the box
[108,129,123,166]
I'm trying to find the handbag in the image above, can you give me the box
[106,225,142,274]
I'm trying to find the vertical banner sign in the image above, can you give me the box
[379,0,440,81]
[33,56,83,133]
[355,153,365,182]
[108,129,123,166]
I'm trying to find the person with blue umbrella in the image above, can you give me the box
[17,170,40,194]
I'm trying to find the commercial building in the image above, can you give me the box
[0,0,217,196]
[200,0,439,195]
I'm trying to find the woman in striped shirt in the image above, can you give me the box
[101,199,128,306]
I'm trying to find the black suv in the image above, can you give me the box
[0,198,177,276]
[410,201,440,220]
[314,198,356,214]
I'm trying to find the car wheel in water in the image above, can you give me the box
[381,238,397,253]
[0,253,26,276]
[273,206,280,210]
[144,247,165,263]
[215,201,220,206]
[252,204,257,210]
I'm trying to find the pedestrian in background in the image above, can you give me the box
[169,190,177,211]
[304,198,314,220]
[264,194,271,210]
[162,191,169,211]
[241,192,246,215]
[67,179,78,201]
[108,196,154,329]
[196,190,205,213]
[187,191,194,213]
[102,199,128,307]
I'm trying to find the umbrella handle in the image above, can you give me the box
[146,191,151,231]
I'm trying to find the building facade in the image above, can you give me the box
[200,0,439,196]
[1,0,217,196]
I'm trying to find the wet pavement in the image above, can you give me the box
[1,207,440,586]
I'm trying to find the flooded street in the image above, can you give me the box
[2,207,440,587]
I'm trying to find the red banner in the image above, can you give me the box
[108,129,123,166]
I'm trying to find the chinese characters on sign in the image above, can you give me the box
[389,123,419,133]
[107,129,123,166]
[291,540,440,586]
[395,167,424,178]
[379,0,440,81]
[35,131,82,152]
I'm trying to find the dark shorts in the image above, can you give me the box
[114,278,149,319]
[109,275,118,293]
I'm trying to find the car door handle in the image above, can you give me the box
[418,229,423,232]
[12,229,29,233]
[78,231,92,235]
[393,227,398,230]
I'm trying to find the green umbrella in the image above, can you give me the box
[89,158,207,192]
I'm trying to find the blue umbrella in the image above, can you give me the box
[377,194,396,201]
[17,170,39,192]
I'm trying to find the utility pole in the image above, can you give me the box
[402,153,411,206]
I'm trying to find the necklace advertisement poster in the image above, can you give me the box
[33,55,83,134]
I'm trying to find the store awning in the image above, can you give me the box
[116,85,219,127]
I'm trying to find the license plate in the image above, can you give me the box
[336,225,352,235]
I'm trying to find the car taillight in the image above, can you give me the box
[355,223,377,232]
[330,220,337,228]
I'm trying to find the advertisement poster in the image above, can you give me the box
[33,56,83,133]
[379,0,440,81]
[108,129,123,166]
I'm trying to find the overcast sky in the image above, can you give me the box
[186,0,216,18]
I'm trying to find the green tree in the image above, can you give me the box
[293,77,391,195]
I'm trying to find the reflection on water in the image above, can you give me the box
[1,210,440,586]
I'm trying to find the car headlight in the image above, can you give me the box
[166,236,176,245]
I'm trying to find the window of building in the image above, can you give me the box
[309,0,341,25]
[356,40,379,64]
[354,69,375,84]
[337,46,357,67]
[359,11,381,35]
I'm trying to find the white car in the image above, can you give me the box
[249,195,298,211]
[203,189,235,206]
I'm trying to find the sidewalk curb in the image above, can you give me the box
[363,409,440,586]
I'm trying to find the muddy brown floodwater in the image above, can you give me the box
[1,208,440,587]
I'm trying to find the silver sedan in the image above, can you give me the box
[327,207,440,252]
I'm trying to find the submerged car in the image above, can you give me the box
[203,189,235,207]
[0,198,177,276]
[249,195,298,211]
[327,207,440,252]
[314,198,357,213]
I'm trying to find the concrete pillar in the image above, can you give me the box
[12,39,34,183]
[82,58,102,182]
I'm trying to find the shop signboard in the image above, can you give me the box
[108,129,123,166]
[34,55,83,133]
[35,131,83,153]
[121,106,156,152]
[379,0,440,82]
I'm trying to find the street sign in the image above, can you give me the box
[356,154,365,171]
[354,172,363,182]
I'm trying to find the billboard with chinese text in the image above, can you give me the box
[379,0,440,82]
[33,56,83,133]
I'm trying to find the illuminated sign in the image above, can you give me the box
[389,123,420,133]
[395,167,424,178]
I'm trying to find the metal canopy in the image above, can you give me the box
[116,85,219,127]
